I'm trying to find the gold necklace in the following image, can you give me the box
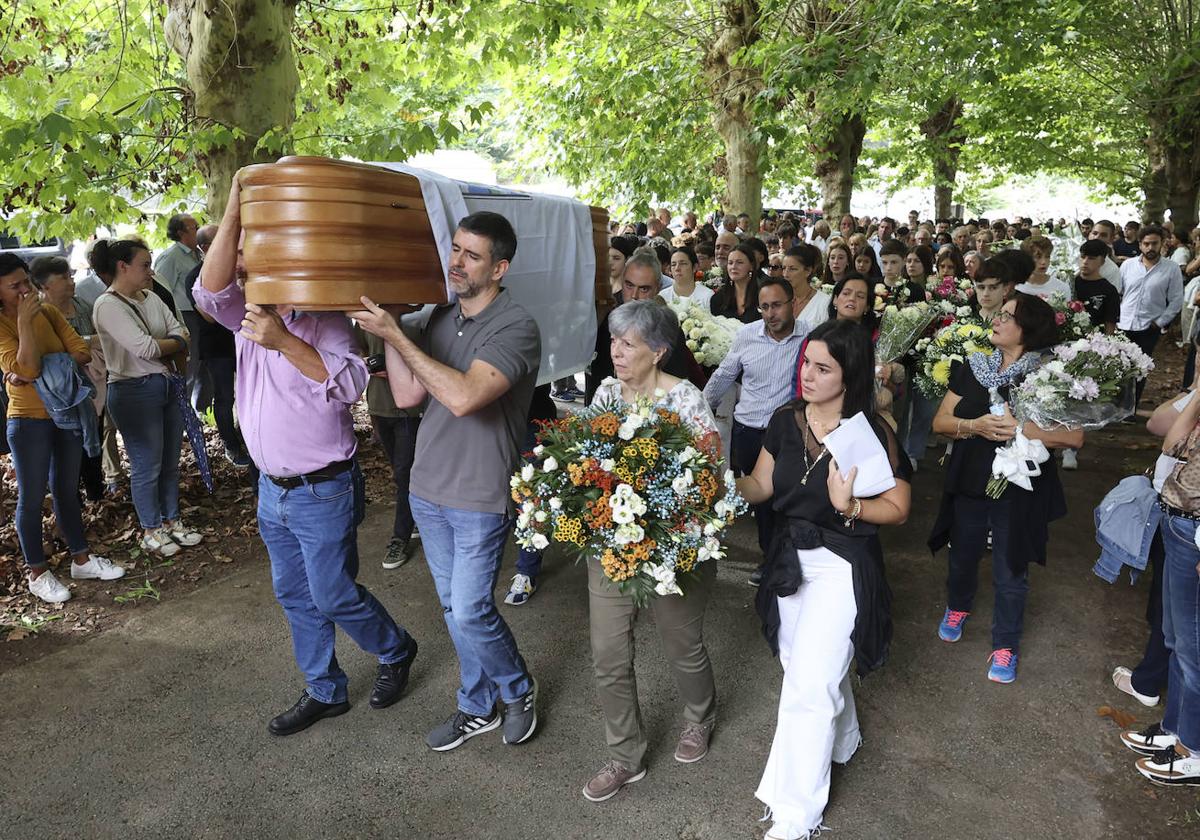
[800,410,829,486]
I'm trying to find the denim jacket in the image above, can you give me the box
[33,352,100,458]
[1093,475,1161,584]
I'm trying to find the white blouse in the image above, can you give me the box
[591,376,720,439]
[659,284,715,309]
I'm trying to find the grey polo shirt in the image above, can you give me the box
[410,288,541,514]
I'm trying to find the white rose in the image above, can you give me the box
[521,463,535,482]
[549,497,562,511]
[600,458,616,472]
[617,423,637,440]
[613,523,645,545]
[672,475,692,495]
[677,446,699,463]
[534,510,548,523]
[533,445,544,456]
[611,506,635,525]
[703,522,719,536]
[613,483,635,499]
[517,512,531,529]
[530,533,549,551]
[542,457,558,472]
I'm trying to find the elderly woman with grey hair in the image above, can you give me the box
[581,298,723,805]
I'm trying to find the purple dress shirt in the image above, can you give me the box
[192,280,368,477]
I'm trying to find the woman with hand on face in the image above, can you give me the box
[659,246,714,309]
[710,242,762,324]
[928,292,1082,684]
[781,245,830,330]
[739,318,911,840]
[94,240,200,559]
[0,254,124,604]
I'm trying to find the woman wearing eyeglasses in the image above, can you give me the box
[928,293,1082,684]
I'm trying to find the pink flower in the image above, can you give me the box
[1055,312,1066,325]
[1068,300,1085,313]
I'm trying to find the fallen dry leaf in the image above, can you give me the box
[1097,705,1137,729]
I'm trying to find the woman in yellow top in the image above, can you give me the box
[0,253,125,604]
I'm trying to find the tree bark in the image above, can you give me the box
[1143,128,1169,223]
[164,0,300,219]
[811,111,866,219]
[1163,127,1200,233]
[703,0,765,220]
[920,97,964,220]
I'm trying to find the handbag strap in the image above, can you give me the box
[106,289,156,336]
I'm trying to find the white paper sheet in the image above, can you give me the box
[821,411,897,498]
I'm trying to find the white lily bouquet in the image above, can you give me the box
[985,333,1154,497]
[875,301,937,364]
[667,299,743,366]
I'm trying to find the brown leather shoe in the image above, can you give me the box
[581,761,647,802]
[674,722,713,763]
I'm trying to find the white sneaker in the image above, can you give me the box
[504,574,536,606]
[70,555,126,581]
[142,529,181,558]
[1062,449,1078,470]
[28,570,71,604]
[164,522,202,547]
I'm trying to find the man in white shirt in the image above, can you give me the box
[868,216,895,260]
[1119,224,1184,403]
[702,277,809,584]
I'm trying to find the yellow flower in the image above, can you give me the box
[932,358,953,385]
[955,324,980,339]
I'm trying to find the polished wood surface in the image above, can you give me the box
[239,156,446,310]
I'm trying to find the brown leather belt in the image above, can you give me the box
[267,459,353,489]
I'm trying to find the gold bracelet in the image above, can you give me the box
[956,419,964,439]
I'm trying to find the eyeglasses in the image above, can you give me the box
[758,301,790,312]
[993,311,1015,323]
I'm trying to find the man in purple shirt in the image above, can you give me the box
[195,176,418,737]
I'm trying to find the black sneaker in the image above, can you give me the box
[748,565,766,587]
[382,537,409,570]
[502,678,539,745]
[370,636,418,709]
[426,708,501,751]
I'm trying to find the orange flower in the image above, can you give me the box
[656,409,681,425]
[590,412,620,437]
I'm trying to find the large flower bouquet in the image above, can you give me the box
[913,318,992,400]
[667,299,743,366]
[875,301,937,364]
[926,275,975,317]
[510,394,747,606]
[986,333,1154,498]
[701,266,726,292]
[1012,332,1154,430]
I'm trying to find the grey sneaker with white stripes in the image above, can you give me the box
[502,678,538,745]
[425,708,501,752]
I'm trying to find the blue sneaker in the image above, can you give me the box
[938,609,970,642]
[987,648,1018,683]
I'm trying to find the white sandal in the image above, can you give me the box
[165,521,202,547]
[142,528,181,557]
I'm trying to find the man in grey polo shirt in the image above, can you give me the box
[353,211,541,753]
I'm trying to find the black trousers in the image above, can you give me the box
[1124,326,1162,404]
[372,415,419,541]
[1131,527,1170,696]
[731,419,773,558]
[947,495,1029,652]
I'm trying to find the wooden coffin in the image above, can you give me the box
[239,155,611,310]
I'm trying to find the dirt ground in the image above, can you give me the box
[1,348,1200,838]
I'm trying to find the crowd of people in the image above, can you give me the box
[2,194,1200,839]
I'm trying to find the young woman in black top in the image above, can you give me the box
[709,242,762,324]
[738,319,911,840]
[928,293,1082,683]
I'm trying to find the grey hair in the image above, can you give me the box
[608,299,681,365]
[625,246,663,277]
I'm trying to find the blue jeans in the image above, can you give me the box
[107,374,184,529]
[947,496,1030,652]
[410,493,533,716]
[259,468,413,704]
[1160,514,1200,750]
[6,418,88,569]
